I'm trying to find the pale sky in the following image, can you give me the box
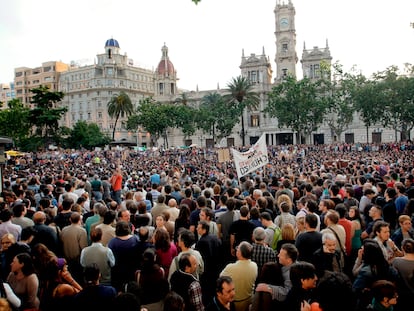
[1,0,413,91]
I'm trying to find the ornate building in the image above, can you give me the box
[59,39,154,144]
[14,0,398,147]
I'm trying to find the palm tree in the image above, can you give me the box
[107,91,134,140]
[225,76,260,146]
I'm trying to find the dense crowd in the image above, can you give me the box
[0,141,413,311]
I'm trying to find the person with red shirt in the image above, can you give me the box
[110,167,122,205]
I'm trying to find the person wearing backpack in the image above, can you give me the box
[260,212,281,251]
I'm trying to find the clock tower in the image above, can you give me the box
[274,0,298,82]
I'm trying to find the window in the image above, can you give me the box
[248,71,257,83]
[97,101,102,107]
[282,69,288,78]
[79,113,83,120]
[159,83,164,95]
[282,43,288,52]
[88,112,91,120]
[98,112,102,119]
[310,64,320,79]
[250,115,260,127]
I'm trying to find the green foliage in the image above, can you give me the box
[107,91,133,140]
[225,76,260,146]
[265,75,329,143]
[0,98,31,146]
[170,104,197,138]
[371,66,414,140]
[322,62,357,140]
[133,97,170,146]
[198,92,239,143]
[28,85,66,146]
[18,136,44,152]
[68,121,110,149]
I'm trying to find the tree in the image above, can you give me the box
[107,91,133,141]
[132,98,170,147]
[68,121,110,149]
[225,76,260,146]
[265,76,329,144]
[372,66,414,141]
[352,74,385,143]
[0,98,31,146]
[171,104,197,138]
[198,92,239,144]
[323,63,357,141]
[28,85,66,146]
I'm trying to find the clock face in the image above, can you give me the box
[280,18,289,29]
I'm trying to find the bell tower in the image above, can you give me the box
[274,0,298,82]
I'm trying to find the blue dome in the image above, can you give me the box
[105,38,120,48]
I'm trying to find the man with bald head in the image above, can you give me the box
[134,191,152,211]
[31,211,59,253]
[167,198,180,222]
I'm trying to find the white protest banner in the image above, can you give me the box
[231,135,269,177]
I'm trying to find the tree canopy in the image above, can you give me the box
[225,76,260,146]
[28,85,66,146]
[107,91,134,140]
[265,75,329,143]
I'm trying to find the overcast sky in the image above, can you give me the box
[1,0,413,91]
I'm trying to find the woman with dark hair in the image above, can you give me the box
[31,243,56,286]
[134,201,151,228]
[392,238,414,310]
[305,272,356,311]
[145,192,154,208]
[39,257,82,311]
[7,253,40,310]
[369,280,398,311]
[153,229,177,277]
[352,239,397,311]
[251,262,284,311]
[348,206,365,262]
[174,204,191,244]
[284,262,318,311]
[403,198,414,221]
[136,248,169,308]
[108,221,140,291]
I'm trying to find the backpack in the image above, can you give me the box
[268,225,281,250]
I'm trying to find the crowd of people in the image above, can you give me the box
[0,141,413,311]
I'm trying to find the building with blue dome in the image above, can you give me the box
[58,38,159,145]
